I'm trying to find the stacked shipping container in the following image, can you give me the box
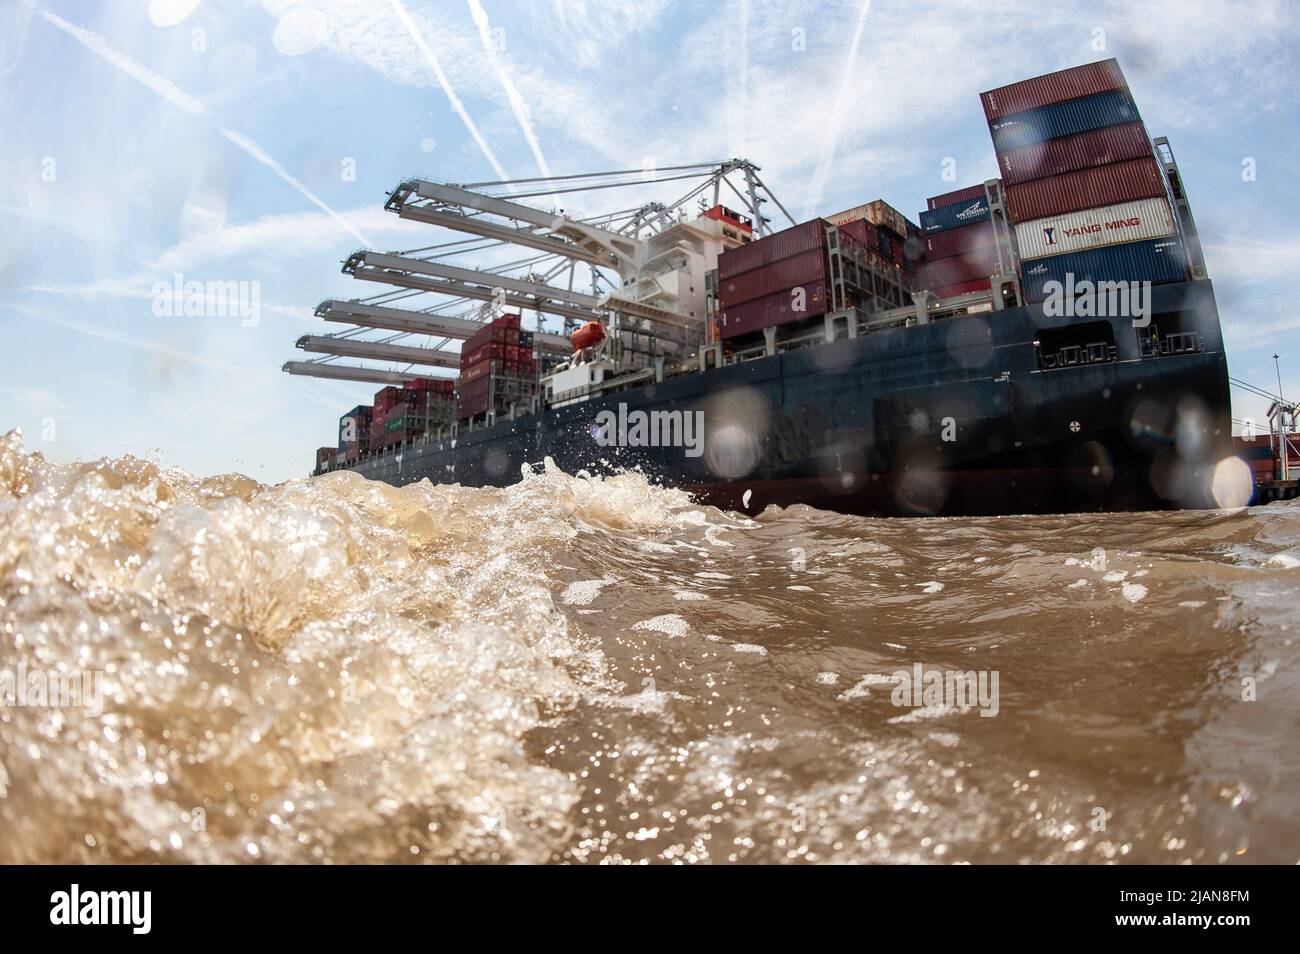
[715,219,830,340]
[916,185,1000,298]
[338,404,373,461]
[979,58,1186,302]
[716,203,916,341]
[457,313,537,420]
[385,377,457,445]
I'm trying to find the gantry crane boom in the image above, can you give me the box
[296,334,461,369]
[316,299,571,352]
[282,361,417,385]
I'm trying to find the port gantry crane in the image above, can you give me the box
[283,159,794,385]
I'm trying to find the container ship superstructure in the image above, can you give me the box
[288,60,1251,517]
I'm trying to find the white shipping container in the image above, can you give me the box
[1015,197,1175,261]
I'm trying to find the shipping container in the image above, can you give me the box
[718,280,828,340]
[990,90,1140,153]
[917,244,1002,290]
[927,183,988,211]
[1015,196,1176,261]
[718,248,827,308]
[1005,157,1165,222]
[929,278,993,299]
[718,219,826,280]
[998,122,1152,186]
[981,58,1127,122]
[316,447,336,468]
[1020,237,1188,303]
[338,405,372,450]
[837,217,877,246]
[825,200,914,240]
[922,220,997,260]
[919,194,990,235]
[461,341,507,368]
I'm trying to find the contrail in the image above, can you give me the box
[389,0,513,185]
[467,0,551,179]
[39,10,372,247]
[219,129,370,246]
[40,10,205,115]
[802,0,872,220]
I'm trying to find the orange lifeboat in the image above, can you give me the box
[571,321,606,351]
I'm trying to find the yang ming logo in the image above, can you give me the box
[1042,226,1057,246]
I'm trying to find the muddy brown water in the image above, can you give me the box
[1,431,1296,863]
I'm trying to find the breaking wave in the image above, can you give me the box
[2,429,1298,863]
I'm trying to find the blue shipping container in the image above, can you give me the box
[919,195,990,235]
[990,90,1140,153]
[338,405,371,449]
[1020,238,1188,303]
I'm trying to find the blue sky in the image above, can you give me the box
[2,0,1297,482]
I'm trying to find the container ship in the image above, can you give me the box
[288,60,1248,517]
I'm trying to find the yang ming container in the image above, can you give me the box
[998,122,1152,186]
[981,58,1127,122]
[1020,237,1188,303]
[1005,157,1166,222]
[1014,196,1176,261]
[989,90,1140,153]
[919,195,990,234]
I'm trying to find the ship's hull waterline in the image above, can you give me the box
[332,281,1233,518]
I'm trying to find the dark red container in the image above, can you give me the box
[461,358,500,384]
[981,58,1126,122]
[917,244,1001,290]
[929,278,992,299]
[998,122,1152,186]
[718,219,827,280]
[922,220,997,260]
[837,218,877,246]
[458,376,491,400]
[461,341,506,368]
[927,184,987,211]
[718,248,827,308]
[718,280,827,340]
[1004,156,1165,222]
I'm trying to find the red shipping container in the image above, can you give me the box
[462,359,499,384]
[929,278,992,299]
[718,248,827,308]
[998,122,1152,186]
[1005,156,1165,222]
[719,280,828,340]
[837,218,877,245]
[923,220,997,260]
[927,184,987,211]
[461,341,506,368]
[718,219,827,280]
[981,58,1127,121]
[917,244,1001,290]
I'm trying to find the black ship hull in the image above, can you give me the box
[334,280,1232,518]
